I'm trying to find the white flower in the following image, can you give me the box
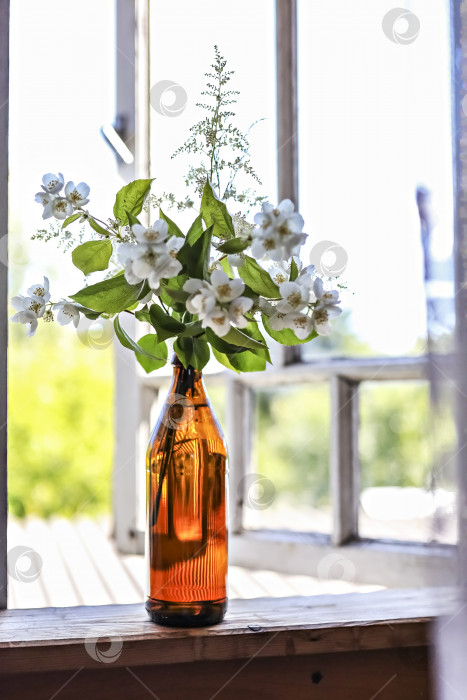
[208,257,222,274]
[132,220,168,245]
[27,277,50,303]
[312,277,341,307]
[183,279,216,318]
[53,302,80,328]
[119,235,183,291]
[284,311,314,339]
[35,191,56,219]
[65,181,90,208]
[276,280,310,313]
[232,214,254,239]
[201,306,231,337]
[210,269,245,303]
[41,172,64,195]
[251,199,306,261]
[10,294,46,336]
[311,304,342,335]
[228,296,253,328]
[51,197,74,220]
[227,253,245,267]
[268,310,289,330]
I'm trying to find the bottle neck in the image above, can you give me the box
[170,356,207,404]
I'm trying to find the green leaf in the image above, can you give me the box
[173,336,210,371]
[262,313,318,345]
[240,321,272,364]
[200,180,235,240]
[180,320,203,337]
[222,325,268,351]
[71,240,113,275]
[159,275,189,312]
[160,209,184,238]
[238,256,280,298]
[114,316,168,362]
[88,218,110,237]
[149,304,186,342]
[135,334,168,373]
[113,178,154,226]
[74,305,102,320]
[216,238,249,254]
[220,256,234,277]
[289,258,298,282]
[178,220,213,279]
[205,328,250,355]
[227,350,266,372]
[62,212,81,229]
[125,210,140,227]
[211,347,240,374]
[135,308,151,323]
[71,275,146,313]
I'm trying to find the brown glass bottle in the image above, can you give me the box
[145,355,228,626]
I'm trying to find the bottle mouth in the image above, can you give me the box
[171,353,184,367]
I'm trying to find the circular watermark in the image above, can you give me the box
[162,393,195,430]
[309,240,348,278]
[7,546,43,583]
[0,234,30,270]
[382,8,420,45]
[317,553,356,582]
[77,316,114,351]
[84,628,123,664]
[238,473,276,511]
[150,80,188,117]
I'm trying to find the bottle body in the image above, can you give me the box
[145,359,228,626]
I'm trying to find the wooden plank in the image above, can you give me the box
[330,377,359,545]
[6,519,48,610]
[226,378,253,534]
[276,0,298,204]
[0,588,457,678]
[453,0,467,594]
[0,0,9,612]
[47,519,112,606]
[0,648,430,700]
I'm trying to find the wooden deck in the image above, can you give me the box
[6,517,382,609]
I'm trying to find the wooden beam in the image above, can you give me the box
[276,0,298,204]
[0,0,9,611]
[453,0,467,594]
[0,588,457,674]
[330,377,359,545]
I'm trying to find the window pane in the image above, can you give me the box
[298,0,454,358]
[359,381,457,543]
[244,384,331,534]
[148,0,277,231]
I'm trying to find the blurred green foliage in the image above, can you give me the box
[8,323,113,518]
[7,313,457,519]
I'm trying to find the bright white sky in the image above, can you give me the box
[9,0,454,356]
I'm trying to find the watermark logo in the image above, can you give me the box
[382,8,420,45]
[0,234,30,270]
[7,546,43,583]
[309,240,348,278]
[77,316,114,351]
[162,393,195,430]
[317,553,356,582]
[150,80,188,117]
[238,473,276,510]
[84,628,123,664]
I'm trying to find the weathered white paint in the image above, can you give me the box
[0,0,9,611]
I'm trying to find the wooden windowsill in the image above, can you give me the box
[0,587,458,675]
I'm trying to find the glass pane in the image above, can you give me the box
[359,381,457,543]
[8,0,117,607]
[298,0,454,358]
[148,0,277,229]
[244,384,331,534]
